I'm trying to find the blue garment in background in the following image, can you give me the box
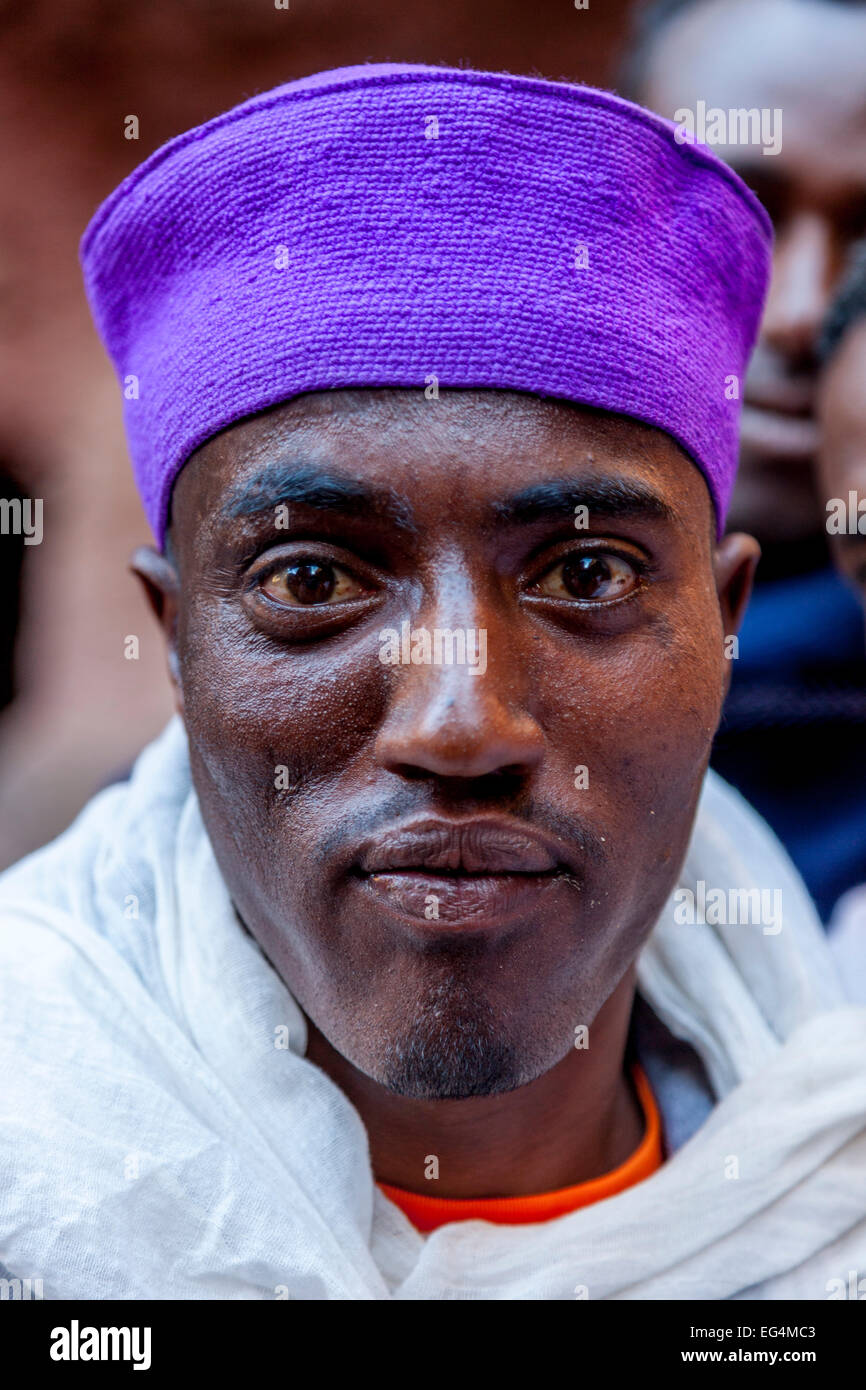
[711,566,866,923]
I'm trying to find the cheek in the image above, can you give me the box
[525,617,724,983]
[530,610,724,863]
[178,606,391,825]
[537,610,721,759]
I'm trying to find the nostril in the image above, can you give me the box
[385,767,530,802]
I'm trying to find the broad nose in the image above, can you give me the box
[762,211,834,364]
[374,586,544,783]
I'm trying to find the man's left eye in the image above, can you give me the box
[261,560,367,606]
[533,551,639,602]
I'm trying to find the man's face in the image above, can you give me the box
[818,319,866,614]
[642,0,866,547]
[150,388,752,1100]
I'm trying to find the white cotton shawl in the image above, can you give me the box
[0,717,864,1301]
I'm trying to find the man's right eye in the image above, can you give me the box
[260,559,369,607]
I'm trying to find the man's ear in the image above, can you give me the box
[130,545,183,715]
[714,532,761,670]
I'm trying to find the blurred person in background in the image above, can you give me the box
[817,240,866,997]
[623,0,866,922]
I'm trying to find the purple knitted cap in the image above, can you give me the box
[81,63,772,546]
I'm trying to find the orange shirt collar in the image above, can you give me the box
[379,1063,663,1232]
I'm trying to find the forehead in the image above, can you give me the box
[170,388,711,543]
[644,0,866,188]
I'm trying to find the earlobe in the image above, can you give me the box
[714,531,761,636]
[130,545,183,712]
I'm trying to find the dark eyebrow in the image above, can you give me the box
[224,459,416,534]
[493,476,678,527]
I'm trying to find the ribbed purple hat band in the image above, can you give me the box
[81,64,772,545]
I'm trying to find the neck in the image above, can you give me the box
[304,970,644,1199]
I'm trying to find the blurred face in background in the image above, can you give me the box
[818,317,866,616]
[640,0,866,548]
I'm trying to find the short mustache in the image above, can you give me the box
[317,790,607,874]
[358,822,557,874]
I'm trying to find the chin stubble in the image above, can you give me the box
[379,972,524,1100]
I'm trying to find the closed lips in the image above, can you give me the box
[357,820,561,876]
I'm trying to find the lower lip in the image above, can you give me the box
[740,404,820,461]
[357,870,571,932]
